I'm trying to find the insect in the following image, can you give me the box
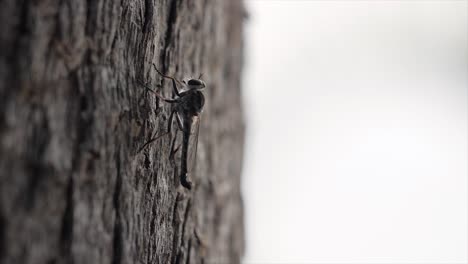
[138,64,205,190]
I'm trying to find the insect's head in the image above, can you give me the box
[186,78,206,90]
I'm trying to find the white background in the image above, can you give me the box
[241,1,467,263]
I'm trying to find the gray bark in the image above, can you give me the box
[0,1,245,263]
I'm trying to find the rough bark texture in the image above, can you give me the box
[0,1,245,263]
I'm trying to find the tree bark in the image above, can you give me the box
[0,1,245,263]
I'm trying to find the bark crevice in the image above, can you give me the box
[160,0,178,72]
[58,175,74,263]
[111,148,123,264]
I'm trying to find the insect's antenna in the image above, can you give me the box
[152,63,184,86]
[198,73,204,79]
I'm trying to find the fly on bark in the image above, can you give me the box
[138,64,205,190]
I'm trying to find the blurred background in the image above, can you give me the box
[241,1,467,263]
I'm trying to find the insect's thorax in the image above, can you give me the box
[178,90,205,116]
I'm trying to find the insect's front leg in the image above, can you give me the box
[153,63,182,97]
[138,79,179,103]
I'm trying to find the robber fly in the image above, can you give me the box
[138,64,205,190]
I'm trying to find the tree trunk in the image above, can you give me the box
[0,1,245,263]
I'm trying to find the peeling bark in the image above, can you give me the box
[0,1,245,263]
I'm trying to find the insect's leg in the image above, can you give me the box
[138,79,179,103]
[176,113,190,133]
[152,63,182,97]
[169,130,182,186]
[169,131,180,163]
[166,109,177,135]
[137,110,176,153]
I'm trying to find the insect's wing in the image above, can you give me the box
[187,114,202,183]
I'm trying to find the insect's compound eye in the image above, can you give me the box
[187,79,202,86]
[187,79,206,89]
